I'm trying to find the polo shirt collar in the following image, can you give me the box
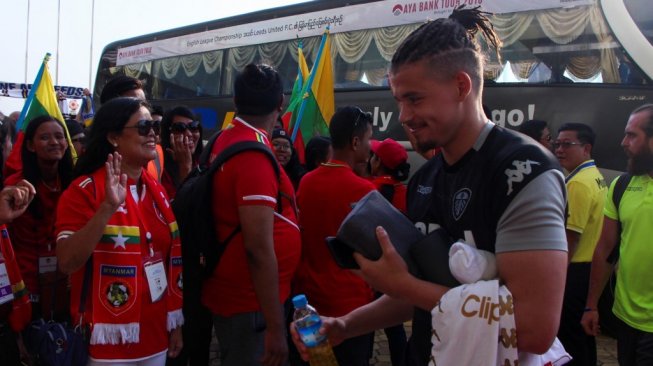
[233,117,270,144]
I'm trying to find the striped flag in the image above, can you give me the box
[4,53,77,177]
[282,41,311,161]
[287,29,334,163]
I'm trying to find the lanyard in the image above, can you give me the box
[128,181,155,257]
[565,160,596,183]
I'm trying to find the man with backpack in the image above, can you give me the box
[553,123,607,365]
[582,104,653,365]
[200,64,301,366]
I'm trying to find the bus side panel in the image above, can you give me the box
[152,84,652,173]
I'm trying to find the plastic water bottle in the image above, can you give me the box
[292,294,339,366]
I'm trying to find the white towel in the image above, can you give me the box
[449,241,497,284]
[430,280,571,366]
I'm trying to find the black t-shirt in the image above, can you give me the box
[404,124,562,365]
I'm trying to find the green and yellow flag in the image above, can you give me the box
[288,29,335,162]
[5,53,77,175]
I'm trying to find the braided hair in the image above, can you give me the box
[391,5,502,90]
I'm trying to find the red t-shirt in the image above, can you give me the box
[5,174,61,298]
[56,173,172,361]
[295,161,376,317]
[201,118,301,317]
[371,176,408,214]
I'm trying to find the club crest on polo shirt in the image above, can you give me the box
[452,188,472,221]
[505,160,540,195]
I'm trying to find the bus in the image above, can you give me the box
[94,0,653,177]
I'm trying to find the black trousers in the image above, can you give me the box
[166,304,213,366]
[0,322,21,366]
[558,262,597,366]
[616,317,653,366]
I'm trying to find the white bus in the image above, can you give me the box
[94,0,653,175]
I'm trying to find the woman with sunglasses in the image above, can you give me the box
[55,97,183,365]
[5,115,74,324]
[159,106,203,200]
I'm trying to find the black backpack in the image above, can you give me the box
[606,172,632,264]
[171,130,280,311]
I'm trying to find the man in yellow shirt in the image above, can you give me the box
[554,123,607,365]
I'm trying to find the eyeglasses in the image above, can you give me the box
[552,141,584,149]
[123,120,161,136]
[272,141,291,152]
[171,121,201,134]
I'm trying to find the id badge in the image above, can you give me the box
[38,256,58,274]
[0,260,14,305]
[144,252,167,303]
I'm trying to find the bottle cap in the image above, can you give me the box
[292,294,308,309]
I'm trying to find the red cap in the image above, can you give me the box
[371,138,407,170]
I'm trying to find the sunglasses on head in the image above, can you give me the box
[170,121,201,134]
[124,119,161,136]
[353,108,372,129]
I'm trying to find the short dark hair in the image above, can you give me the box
[390,6,501,91]
[100,75,143,104]
[558,123,596,148]
[519,120,548,141]
[632,104,653,137]
[75,97,148,177]
[234,64,283,116]
[150,104,165,117]
[305,136,331,171]
[329,106,372,150]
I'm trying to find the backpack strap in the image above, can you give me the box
[607,173,632,264]
[206,138,282,246]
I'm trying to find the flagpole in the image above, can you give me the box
[290,28,329,143]
[89,0,95,88]
[55,0,61,85]
[24,0,31,83]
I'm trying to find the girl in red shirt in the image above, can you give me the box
[6,115,74,321]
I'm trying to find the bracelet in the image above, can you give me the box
[583,307,597,312]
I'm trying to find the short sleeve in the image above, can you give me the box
[222,151,279,208]
[496,169,568,253]
[566,180,592,234]
[55,177,99,242]
[603,177,618,220]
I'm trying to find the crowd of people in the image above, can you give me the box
[0,5,652,366]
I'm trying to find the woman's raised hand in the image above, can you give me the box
[104,152,128,210]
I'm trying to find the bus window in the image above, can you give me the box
[624,0,653,46]
[484,5,648,85]
[332,25,418,89]
[150,50,223,99]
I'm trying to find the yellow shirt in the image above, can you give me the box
[565,160,607,262]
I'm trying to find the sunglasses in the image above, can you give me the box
[123,120,161,136]
[171,121,201,134]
